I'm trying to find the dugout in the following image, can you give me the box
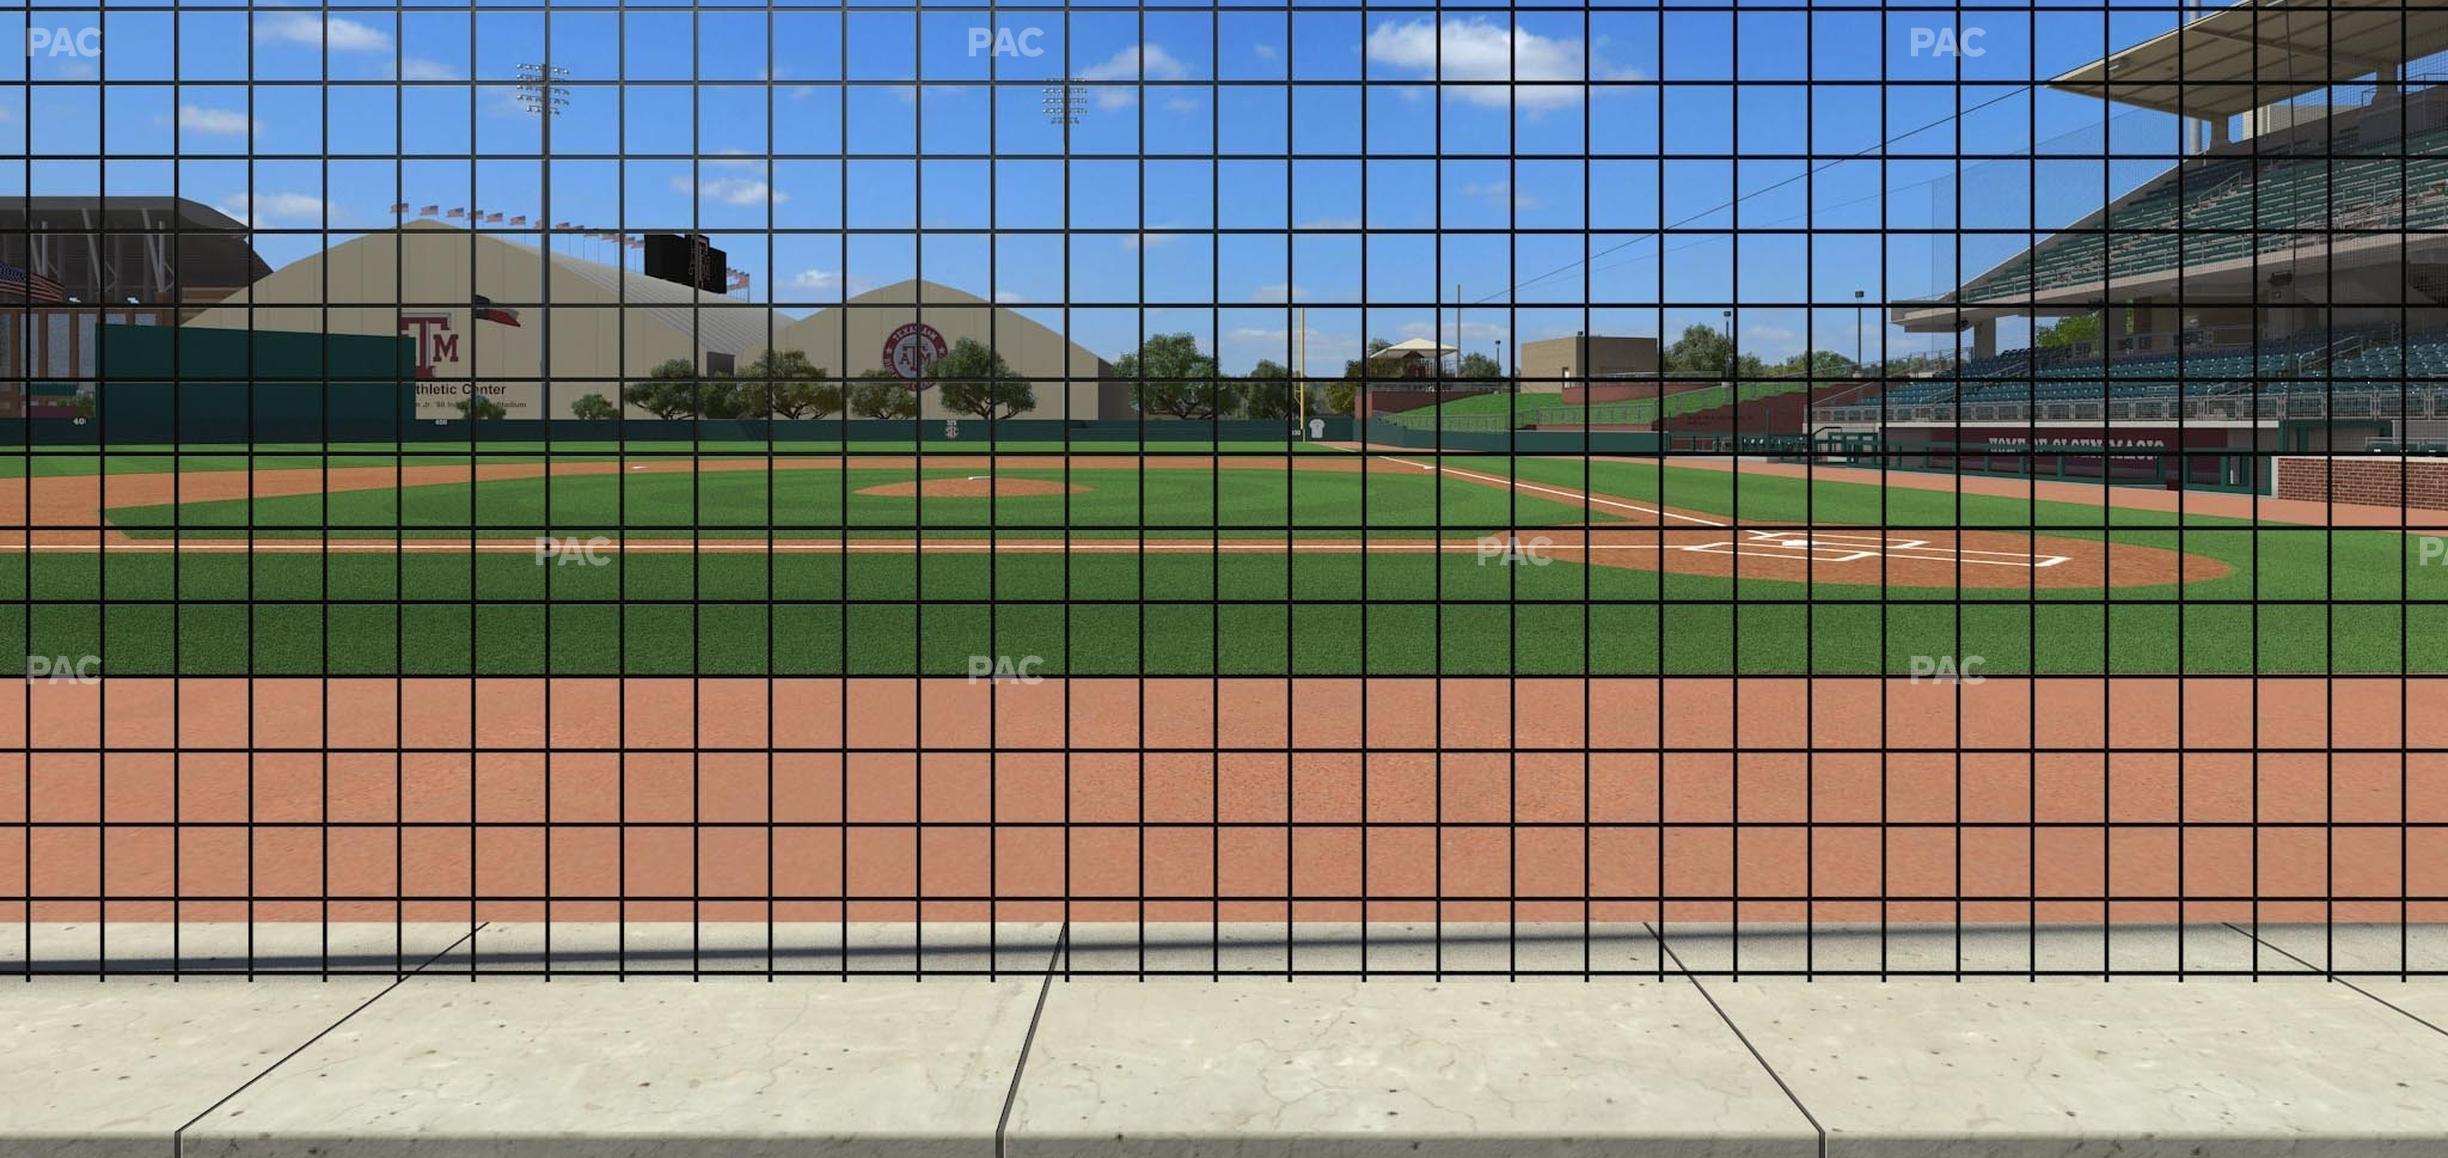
[1875,426,2264,491]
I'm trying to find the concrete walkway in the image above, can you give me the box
[10,923,2448,1156]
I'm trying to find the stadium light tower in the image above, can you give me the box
[1854,289,1866,377]
[516,64,570,117]
[1041,79,1085,125]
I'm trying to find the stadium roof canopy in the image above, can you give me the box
[2050,0,2448,119]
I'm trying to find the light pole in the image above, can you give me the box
[1854,289,1866,377]
[1722,309,1735,384]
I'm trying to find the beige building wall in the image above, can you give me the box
[778,280,1112,421]
[1515,335,1661,386]
[184,223,781,419]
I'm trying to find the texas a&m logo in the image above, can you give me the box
[400,314,460,379]
[884,322,947,381]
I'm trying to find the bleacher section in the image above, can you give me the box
[1819,330,2448,422]
[1952,127,2448,303]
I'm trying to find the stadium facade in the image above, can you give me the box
[778,281,1118,421]
[177,225,1117,421]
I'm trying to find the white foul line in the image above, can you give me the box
[1378,455,1728,527]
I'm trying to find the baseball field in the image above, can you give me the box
[2,441,2441,678]
[9,440,2447,962]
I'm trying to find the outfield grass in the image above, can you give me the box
[108,466,1611,539]
[12,455,2447,676]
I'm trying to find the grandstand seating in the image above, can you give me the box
[1832,330,2448,411]
[1954,128,2448,303]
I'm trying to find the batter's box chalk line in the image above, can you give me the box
[1628,529,2073,569]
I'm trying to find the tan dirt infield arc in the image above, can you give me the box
[7,676,2443,927]
[0,454,2224,589]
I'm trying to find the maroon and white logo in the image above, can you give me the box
[884,322,947,381]
[400,314,460,380]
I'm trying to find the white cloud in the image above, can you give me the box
[1122,232,1180,252]
[1365,17,1588,111]
[1253,44,1279,62]
[671,173,787,207]
[178,104,257,137]
[1076,44,1190,110]
[399,57,462,81]
[1462,179,1541,211]
[789,268,839,290]
[217,192,329,227]
[257,15,392,53]
[1250,283,1310,303]
[1743,323,1805,361]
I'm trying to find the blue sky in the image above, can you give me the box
[4,3,2429,372]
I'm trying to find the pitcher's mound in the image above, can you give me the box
[857,475,1087,498]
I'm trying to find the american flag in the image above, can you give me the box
[0,262,68,305]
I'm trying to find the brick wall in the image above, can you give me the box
[2277,456,2448,510]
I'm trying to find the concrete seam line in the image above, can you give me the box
[168,922,490,1158]
[997,921,1070,1158]
[1647,922,1830,1158]
[2220,922,2448,1039]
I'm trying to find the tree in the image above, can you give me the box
[1238,360,1297,420]
[927,338,1034,421]
[1456,351,1503,380]
[738,349,841,419]
[455,394,508,421]
[1118,333,1237,420]
[696,373,764,420]
[1777,350,1857,380]
[624,359,703,419]
[2038,313,2106,350]
[848,370,920,420]
[1324,379,1359,416]
[771,379,843,420]
[1664,324,1735,377]
[569,393,619,421]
